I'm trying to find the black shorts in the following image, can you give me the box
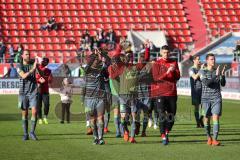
[191,88,201,105]
[156,96,177,116]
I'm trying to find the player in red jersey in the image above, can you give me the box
[151,45,180,145]
[36,57,53,125]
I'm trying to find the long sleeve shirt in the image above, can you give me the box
[151,58,180,97]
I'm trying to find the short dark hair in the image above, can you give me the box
[42,57,49,64]
[206,53,215,60]
[191,55,200,61]
[161,45,170,51]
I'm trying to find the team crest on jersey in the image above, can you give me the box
[126,70,138,80]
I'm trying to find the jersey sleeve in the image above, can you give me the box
[188,67,194,77]
[16,64,23,74]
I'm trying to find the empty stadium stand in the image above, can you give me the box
[199,0,240,38]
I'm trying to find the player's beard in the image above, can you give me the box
[23,58,30,65]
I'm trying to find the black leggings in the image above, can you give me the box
[61,103,71,122]
[148,98,158,118]
[37,93,50,119]
[156,96,177,134]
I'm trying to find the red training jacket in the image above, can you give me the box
[151,58,180,97]
[36,65,52,94]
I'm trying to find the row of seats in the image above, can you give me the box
[205,9,240,16]
[2,0,182,4]
[2,24,190,31]
[26,44,78,51]
[2,16,188,23]
[209,23,238,29]
[1,3,184,10]
[2,10,187,17]
[2,14,188,20]
[6,34,193,44]
[201,0,239,3]
[202,3,240,9]
[3,26,192,36]
[1,29,129,37]
[210,29,232,37]
[3,50,78,63]
[31,51,77,57]
[207,16,239,23]
[2,28,191,39]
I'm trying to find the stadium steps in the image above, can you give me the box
[182,0,209,50]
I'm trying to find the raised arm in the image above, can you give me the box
[200,70,220,87]
[18,61,37,79]
[189,68,200,80]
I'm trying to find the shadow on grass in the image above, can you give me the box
[0,114,20,121]
[39,136,89,141]
[38,132,90,140]
[136,138,240,145]
[143,132,240,138]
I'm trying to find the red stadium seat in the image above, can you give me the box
[54,57,62,63]
[37,44,45,50]
[46,52,54,58]
[63,52,70,57]
[179,43,187,50]
[168,30,176,36]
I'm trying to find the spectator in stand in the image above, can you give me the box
[40,17,57,31]
[77,48,85,64]
[62,64,71,77]
[138,42,151,63]
[9,44,15,63]
[139,43,146,54]
[96,28,105,44]
[91,36,100,50]
[106,28,116,50]
[120,36,132,53]
[0,41,7,63]
[149,41,156,52]
[3,63,18,78]
[79,38,85,51]
[17,44,24,54]
[14,44,24,63]
[106,28,116,43]
[82,29,90,40]
[234,40,240,60]
[82,36,92,51]
[231,58,239,77]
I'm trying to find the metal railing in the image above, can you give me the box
[134,51,181,63]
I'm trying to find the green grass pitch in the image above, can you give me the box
[0,95,239,160]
